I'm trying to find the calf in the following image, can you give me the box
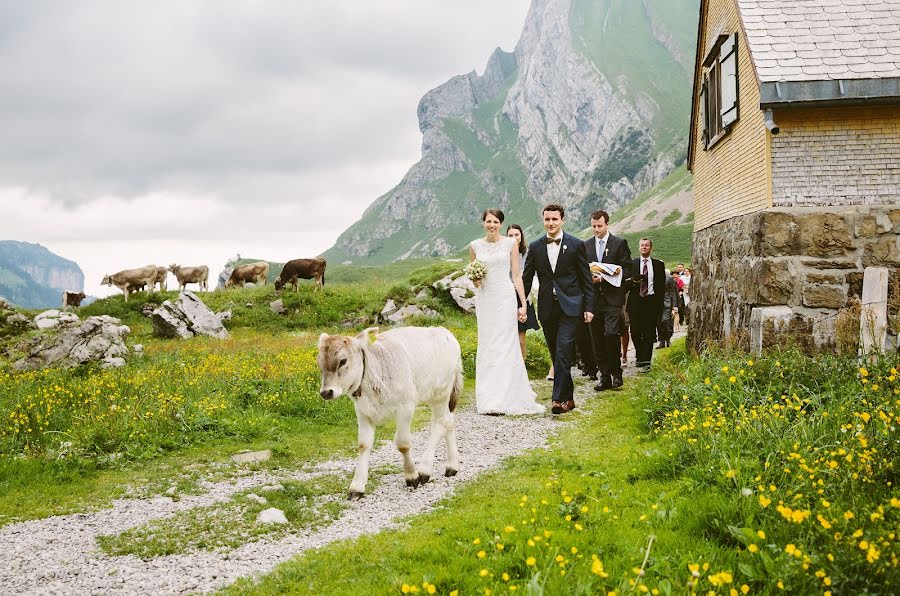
[101,265,158,302]
[318,326,463,500]
[168,264,209,291]
[153,266,168,291]
[62,291,86,309]
[275,258,326,291]
[225,261,269,288]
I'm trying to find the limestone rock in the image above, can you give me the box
[269,299,286,315]
[245,493,268,505]
[449,275,477,313]
[380,299,398,318]
[256,508,288,525]
[13,315,130,371]
[803,284,846,309]
[151,291,229,339]
[231,449,271,464]
[34,309,79,330]
[387,305,440,324]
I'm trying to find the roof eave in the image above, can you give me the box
[759,77,900,109]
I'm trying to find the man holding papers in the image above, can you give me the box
[584,209,632,391]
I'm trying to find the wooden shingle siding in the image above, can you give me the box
[692,0,769,232]
[771,106,900,207]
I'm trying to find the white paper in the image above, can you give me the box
[590,262,622,288]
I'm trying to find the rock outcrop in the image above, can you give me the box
[13,315,130,371]
[151,291,230,339]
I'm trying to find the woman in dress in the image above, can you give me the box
[469,209,545,415]
[506,224,540,360]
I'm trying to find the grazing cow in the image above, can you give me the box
[101,265,157,302]
[225,261,269,288]
[168,264,209,291]
[318,326,463,500]
[274,258,327,291]
[153,266,168,291]
[62,291,86,309]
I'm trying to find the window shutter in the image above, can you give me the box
[700,76,709,149]
[719,32,739,128]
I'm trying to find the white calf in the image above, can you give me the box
[318,326,463,500]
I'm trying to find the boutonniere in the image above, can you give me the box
[562,244,568,253]
[604,248,609,257]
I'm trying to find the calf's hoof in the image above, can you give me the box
[418,473,430,485]
[405,477,421,489]
[445,468,458,477]
[348,491,364,501]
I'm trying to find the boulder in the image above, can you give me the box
[269,299,286,315]
[380,299,398,318]
[13,315,130,371]
[0,297,12,310]
[34,309,80,330]
[449,275,477,313]
[245,493,268,505]
[386,304,440,324]
[232,449,271,464]
[256,508,288,525]
[151,291,229,339]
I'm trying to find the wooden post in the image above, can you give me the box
[860,267,889,358]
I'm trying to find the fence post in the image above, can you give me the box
[860,267,889,359]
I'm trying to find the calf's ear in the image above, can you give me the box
[355,327,379,345]
[318,332,329,348]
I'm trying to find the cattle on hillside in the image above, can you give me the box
[153,266,168,291]
[318,326,463,500]
[101,265,157,302]
[225,262,269,288]
[168,264,209,291]
[275,258,326,291]
[62,291,86,309]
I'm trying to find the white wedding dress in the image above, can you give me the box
[471,237,545,415]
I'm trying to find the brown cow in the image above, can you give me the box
[153,266,168,291]
[225,261,269,288]
[274,258,326,291]
[62,291,86,309]
[168,264,209,291]
[101,265,158,302]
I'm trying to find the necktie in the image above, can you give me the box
[640,259,648,297]
[546,237,560,245]
[598,239,605,259]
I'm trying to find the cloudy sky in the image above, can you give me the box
[0,0,531,296]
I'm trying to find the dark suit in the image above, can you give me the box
[523,232,595,405]
[626,256,666,368]
[584,234,632,383]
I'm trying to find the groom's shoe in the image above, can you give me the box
[611,376,624,390]
[551,401,564,414]
[594,375,612,392]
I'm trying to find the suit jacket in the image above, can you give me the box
[584,233,632,309]
[626,257,666,316]
[523,232,595,322]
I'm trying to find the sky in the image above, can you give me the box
[0,0,531,296]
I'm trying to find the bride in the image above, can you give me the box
[469,209,545,415]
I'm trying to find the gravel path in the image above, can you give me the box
[2,332,679,595]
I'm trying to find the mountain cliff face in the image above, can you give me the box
[0,241,85,309]
[327,0,698,264]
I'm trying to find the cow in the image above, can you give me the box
[61,291,86,309]
[318,326,463,500]
[274,258,326,291]
[168,264,209,291]
[225,261,269,288]
[153,266,168,291]
[101,265,158,302]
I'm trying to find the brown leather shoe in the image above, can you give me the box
[566,399,576,411]
[551,401,565,414]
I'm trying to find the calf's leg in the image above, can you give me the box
[394,409,420,488]
[349,416,376,500]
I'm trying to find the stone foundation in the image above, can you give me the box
[688,205,900,353]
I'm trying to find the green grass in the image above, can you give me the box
[98,474,352,557]
[225,344,900,595]
[621,224,693,269]
[660,209,682,226]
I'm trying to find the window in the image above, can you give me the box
[700,32,739,149]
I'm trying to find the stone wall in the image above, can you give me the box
[771,106,900,208]
[688,205,900,352]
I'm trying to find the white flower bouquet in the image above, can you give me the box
[464,260,487,283]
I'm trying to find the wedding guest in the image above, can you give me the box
[585,209,631,391]
[657,269,679,348]
[507,224,540,361]
[626,238,665,371]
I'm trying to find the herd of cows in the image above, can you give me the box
[62,257,327,306]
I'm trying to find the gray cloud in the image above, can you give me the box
[0,0,529,204]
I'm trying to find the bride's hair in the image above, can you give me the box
[506,224,526,255]
[481,208,504,223]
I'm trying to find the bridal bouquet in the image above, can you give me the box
[464,260,487,283]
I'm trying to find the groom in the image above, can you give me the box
[523,203,595,414]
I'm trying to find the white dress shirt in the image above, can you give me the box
[641,257,655,295]
[547,233,562,272]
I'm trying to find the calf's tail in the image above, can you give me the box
[449,357,463,413]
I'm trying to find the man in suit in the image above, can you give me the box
[584,209,632,391]
[523,203,595,414]
[627,238,666,371]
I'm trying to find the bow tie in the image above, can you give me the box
[545,237,561,245]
